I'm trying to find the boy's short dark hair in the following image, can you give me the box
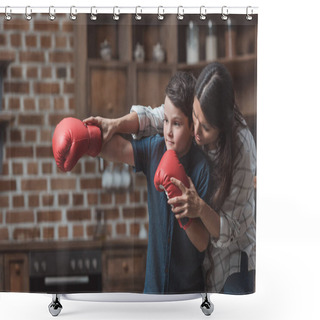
[165,71,196,126]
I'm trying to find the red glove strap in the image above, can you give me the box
[178,218,193,230]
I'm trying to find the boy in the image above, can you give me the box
[100,72,211,294]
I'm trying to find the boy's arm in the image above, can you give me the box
[99,134,134,166]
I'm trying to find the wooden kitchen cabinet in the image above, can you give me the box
[3,253,29,292]
[74,14,257,137]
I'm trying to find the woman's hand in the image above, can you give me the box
[168,177,205,219]
[83,116,118,144]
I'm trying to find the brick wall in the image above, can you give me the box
[0,14,149,243]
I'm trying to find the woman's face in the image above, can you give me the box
[192,97,220,150]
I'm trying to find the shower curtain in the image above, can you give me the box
[0,6,257,314]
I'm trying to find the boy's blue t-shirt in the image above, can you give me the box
[131,135,211,294]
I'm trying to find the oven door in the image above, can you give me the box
[29,249,102,293]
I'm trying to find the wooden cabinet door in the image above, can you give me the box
[4,253,29,292]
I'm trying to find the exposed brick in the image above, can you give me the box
[57,67,67,79]
[13,195,25,208]
[20,51,45,63]
[6,210,34,224]
[3,20,30,31]
[41,66,52,78]
[86,225,95,238]
[27,162,38,175]
[4,81,29,94]
[130,191,141,203]
[42,162,53,174]
[39,97,51,110]
[24,98,36,111]
[62,21,73,33]
[0,179,17,192]
[123,207,147,219]
[51,178,76,190]
[41,194,54,206]
[49,114,73,126]
[73,225,84,238]
[34,21,59,32]
[72,194,84,206]
[115,192,127,204]
[40,35,51,48]
[21,179,47,191]
[28,195,39,207]
[25,130,37,142]
[8,97,20,110]
[40,129,52,142]
[34,82,60,95]
[0,34,7,45]
[12,162,23,175]
[25,35,37,47]
[130,223,140,236]
[116,223,126,235]
[37,210,61,222]
[80,178,101,190]
[0,228,9,241]
[6,146,33,158]
[103,208,119,220]
[36,146,53,158]
[54,97,65,110]
[0,195,9,208]
[100,193,113,205]
[58,194,69,206]
[63,82,74,94]
[11,66,23,78]
[18,114,44,126]
[59,226,68,239]
[84,161,96,174]
[26,66,38,78]
[88,193,99,205]
[13,227,40,241]
[55,36,67,48]
[9,129,21,142]
[49,52,73,64]
[43,227,54,239]
[1,163,9,175]
[67,209,91,221]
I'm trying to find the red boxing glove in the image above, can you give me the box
[52,117,102,172]
[154,150,193,230]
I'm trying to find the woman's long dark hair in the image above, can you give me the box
[195,62,246,211]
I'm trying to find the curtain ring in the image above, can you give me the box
[135,6,142,20]
[157,6,164,21]
[70,6,77,21]
[177,6,184,20]
[113,6,120,21]
[200,6,207,20]
[246,6,253,21]
[5,6,12,21]
[90,6,98,21]
[49,6,56,21]
[25,6,32,21]
[221,6,228,21]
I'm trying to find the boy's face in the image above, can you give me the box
[163,96,194,158]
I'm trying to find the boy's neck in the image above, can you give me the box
[176,138,193,159]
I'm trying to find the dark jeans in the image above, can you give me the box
[220,251,255,295]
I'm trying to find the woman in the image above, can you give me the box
[84,62,256,294]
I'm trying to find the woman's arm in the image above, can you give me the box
[168,177,221,240]
[83,105,165,144]
[185,218,210,252]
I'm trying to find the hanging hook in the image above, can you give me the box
[49,6,56,21]
[246,6,253,21]
[4,6,12,21]
[25,6,32,21]
[90,6,98,21]
[113,6,120,21]
[177,6,184,20]
[200,6,207,20]
[221,6,229,21]
[70,6,77,21]
[135,6,142,21]
[157,6,164,21]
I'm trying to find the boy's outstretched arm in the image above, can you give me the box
[100,134,134,166]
